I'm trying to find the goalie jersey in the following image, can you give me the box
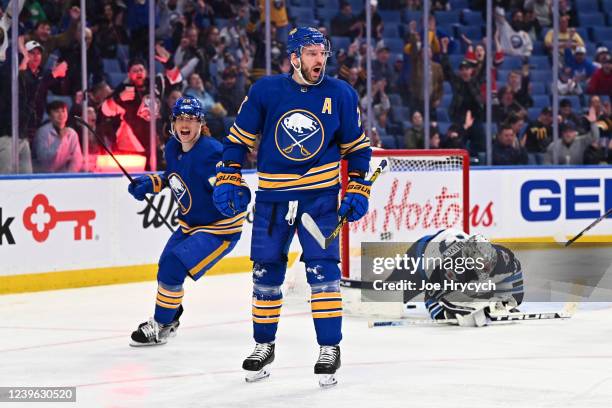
[222,74,372,202]
[160,136,245,239]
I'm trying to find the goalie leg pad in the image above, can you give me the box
[252,265,285,344]
[439,298,489,327]
[310,276,342,346]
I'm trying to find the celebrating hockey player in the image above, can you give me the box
[127,96,249,346]
[213,27,372,387]
[387,228,524,327]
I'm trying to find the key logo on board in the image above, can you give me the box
[274,109,325,162]
[22,194,95,243]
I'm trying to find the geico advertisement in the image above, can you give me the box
[470,167,612,238]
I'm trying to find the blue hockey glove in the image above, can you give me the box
[128,174,165,201]
[213,163,251,217]
[338,177,372,222]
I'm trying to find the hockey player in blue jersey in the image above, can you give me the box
[213,27,372,387]
[387,229,524,327]
[128,96,250,346]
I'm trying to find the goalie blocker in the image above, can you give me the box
[385,228,525,327]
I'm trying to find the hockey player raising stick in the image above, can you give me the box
[213,27,372,387]
[128,97,249,346]
[387,228,524,327]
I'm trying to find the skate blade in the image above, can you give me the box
[129,338,168,347]
[318,374,338,388]
[244,364,271,383]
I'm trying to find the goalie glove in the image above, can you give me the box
[128,174,166,201]
[213,162,251,217]
[338,171,372,222]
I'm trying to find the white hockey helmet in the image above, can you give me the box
[462,234,497,281]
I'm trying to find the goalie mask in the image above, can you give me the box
[462,234,497,281]
[287,27,331,86]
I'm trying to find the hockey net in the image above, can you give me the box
[340,149,470,316]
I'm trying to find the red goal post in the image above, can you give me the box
[340,149,470,284]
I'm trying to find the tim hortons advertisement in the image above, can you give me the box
[1,167,611,277]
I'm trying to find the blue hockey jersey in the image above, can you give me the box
[164,136,245,238]
[222,74,372,202]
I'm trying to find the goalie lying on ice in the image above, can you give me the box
[386,228,524,327]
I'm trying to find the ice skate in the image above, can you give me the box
[130,305,183,347]
[242,342,275,382]
[314,345,341,388]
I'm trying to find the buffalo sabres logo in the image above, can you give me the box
[168,173,192,214]
[274,109,325,161]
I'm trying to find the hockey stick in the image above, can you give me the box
[301,159,388,249]
[368,302,577,328]
[73,115,175,233]
[565,207,612,247]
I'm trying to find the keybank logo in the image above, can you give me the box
[520,179,612,221]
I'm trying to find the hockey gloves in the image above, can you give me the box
[338,176,372,222]
[213,163,251,217]
[128,174,165,201]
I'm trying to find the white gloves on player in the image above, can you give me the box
[439,297,518,327]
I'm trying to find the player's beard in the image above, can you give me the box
[304,64,323,82]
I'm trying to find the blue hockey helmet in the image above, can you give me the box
[171,95,204,122]
[287,26,331,58]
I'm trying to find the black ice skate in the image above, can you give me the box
[314,345,341,388]
[130,305,183,347]
[242,342,275,382]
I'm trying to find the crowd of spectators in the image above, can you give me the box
[1,0,612,174]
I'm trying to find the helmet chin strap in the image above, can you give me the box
[290,50,328,87]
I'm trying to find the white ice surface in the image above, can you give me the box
[2,273,612,408]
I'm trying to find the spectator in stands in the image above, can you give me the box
[184,73,215,113]
[506,68,533,109]
[259,0,289,44]
[493,86,527,126]
[494,7,533,57]
[544,108,600,164]
[557,66,582,96]
[160,88,183,147]
[372,45,393,87]
[441,123,466,149]
[361,77,390,121]
[33,100,83,173]
[429,125,441,148]
[544,13,584,56]
[587,53,612,96]
[558,0,578,27]
[404,110,424,149]
[440,37,486,152]
[331,1,361,39]
[206,102,228,142]
[95,2,129,59]
[407,21,444,115]
[357,0,383,40]
[594,46,609,69]
[100,48,182,170]
[522,107,553,164]
[564,46,595,82]
[464,40,504,100]
[522,5,543,42]
[22,6,81,67]
[493,123,528,165]
[216,66,247,117]
[559,98,582,129]
[59,27,104,96]
[578,95,612,139]
[404,16,453,59]
[524,0,552,27]
[583,139,610,165]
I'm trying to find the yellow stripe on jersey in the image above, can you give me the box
[229,127,256,148]
[157,294,183,305]
[156,300,182,309]
[178,212,246,236]
[252,306,282,316]
[340,132,370,156]
[253,317,280,324]
[234,124,257,139]
[189,241,232,276]
[253,299,283,308]
[157,286,184,298]
[258,163,340,191]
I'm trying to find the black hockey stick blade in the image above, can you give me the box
[565,207,612,247]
